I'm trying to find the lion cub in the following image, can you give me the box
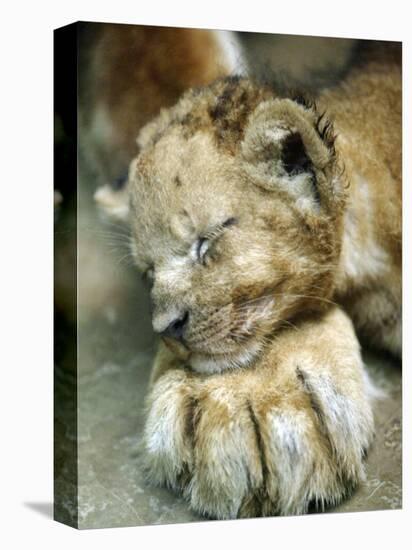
[98,47,401,518]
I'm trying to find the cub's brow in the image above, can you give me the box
[212,216,238,230]
[202,216,238,239]
[222,217,237,228]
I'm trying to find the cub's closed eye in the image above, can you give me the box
[196,238,210,264]
[193,217,237,266]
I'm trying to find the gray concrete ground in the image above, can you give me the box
[54,178,401,529]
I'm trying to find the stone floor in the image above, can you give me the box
[54,180,402,529]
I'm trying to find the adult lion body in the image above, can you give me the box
[96,36,401,519]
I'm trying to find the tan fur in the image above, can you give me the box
[322,50,402,355]
[96,41,401,518]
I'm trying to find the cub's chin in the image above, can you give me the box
[189,341,264,374]
[162,336,265,374]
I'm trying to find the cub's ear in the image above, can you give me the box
[241,98,337,211]
[94,182,130,223]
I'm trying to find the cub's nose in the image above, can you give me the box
[159,311,189,342]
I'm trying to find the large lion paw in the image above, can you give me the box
[142,364,374,519]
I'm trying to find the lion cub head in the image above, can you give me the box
[97,77,346,373]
